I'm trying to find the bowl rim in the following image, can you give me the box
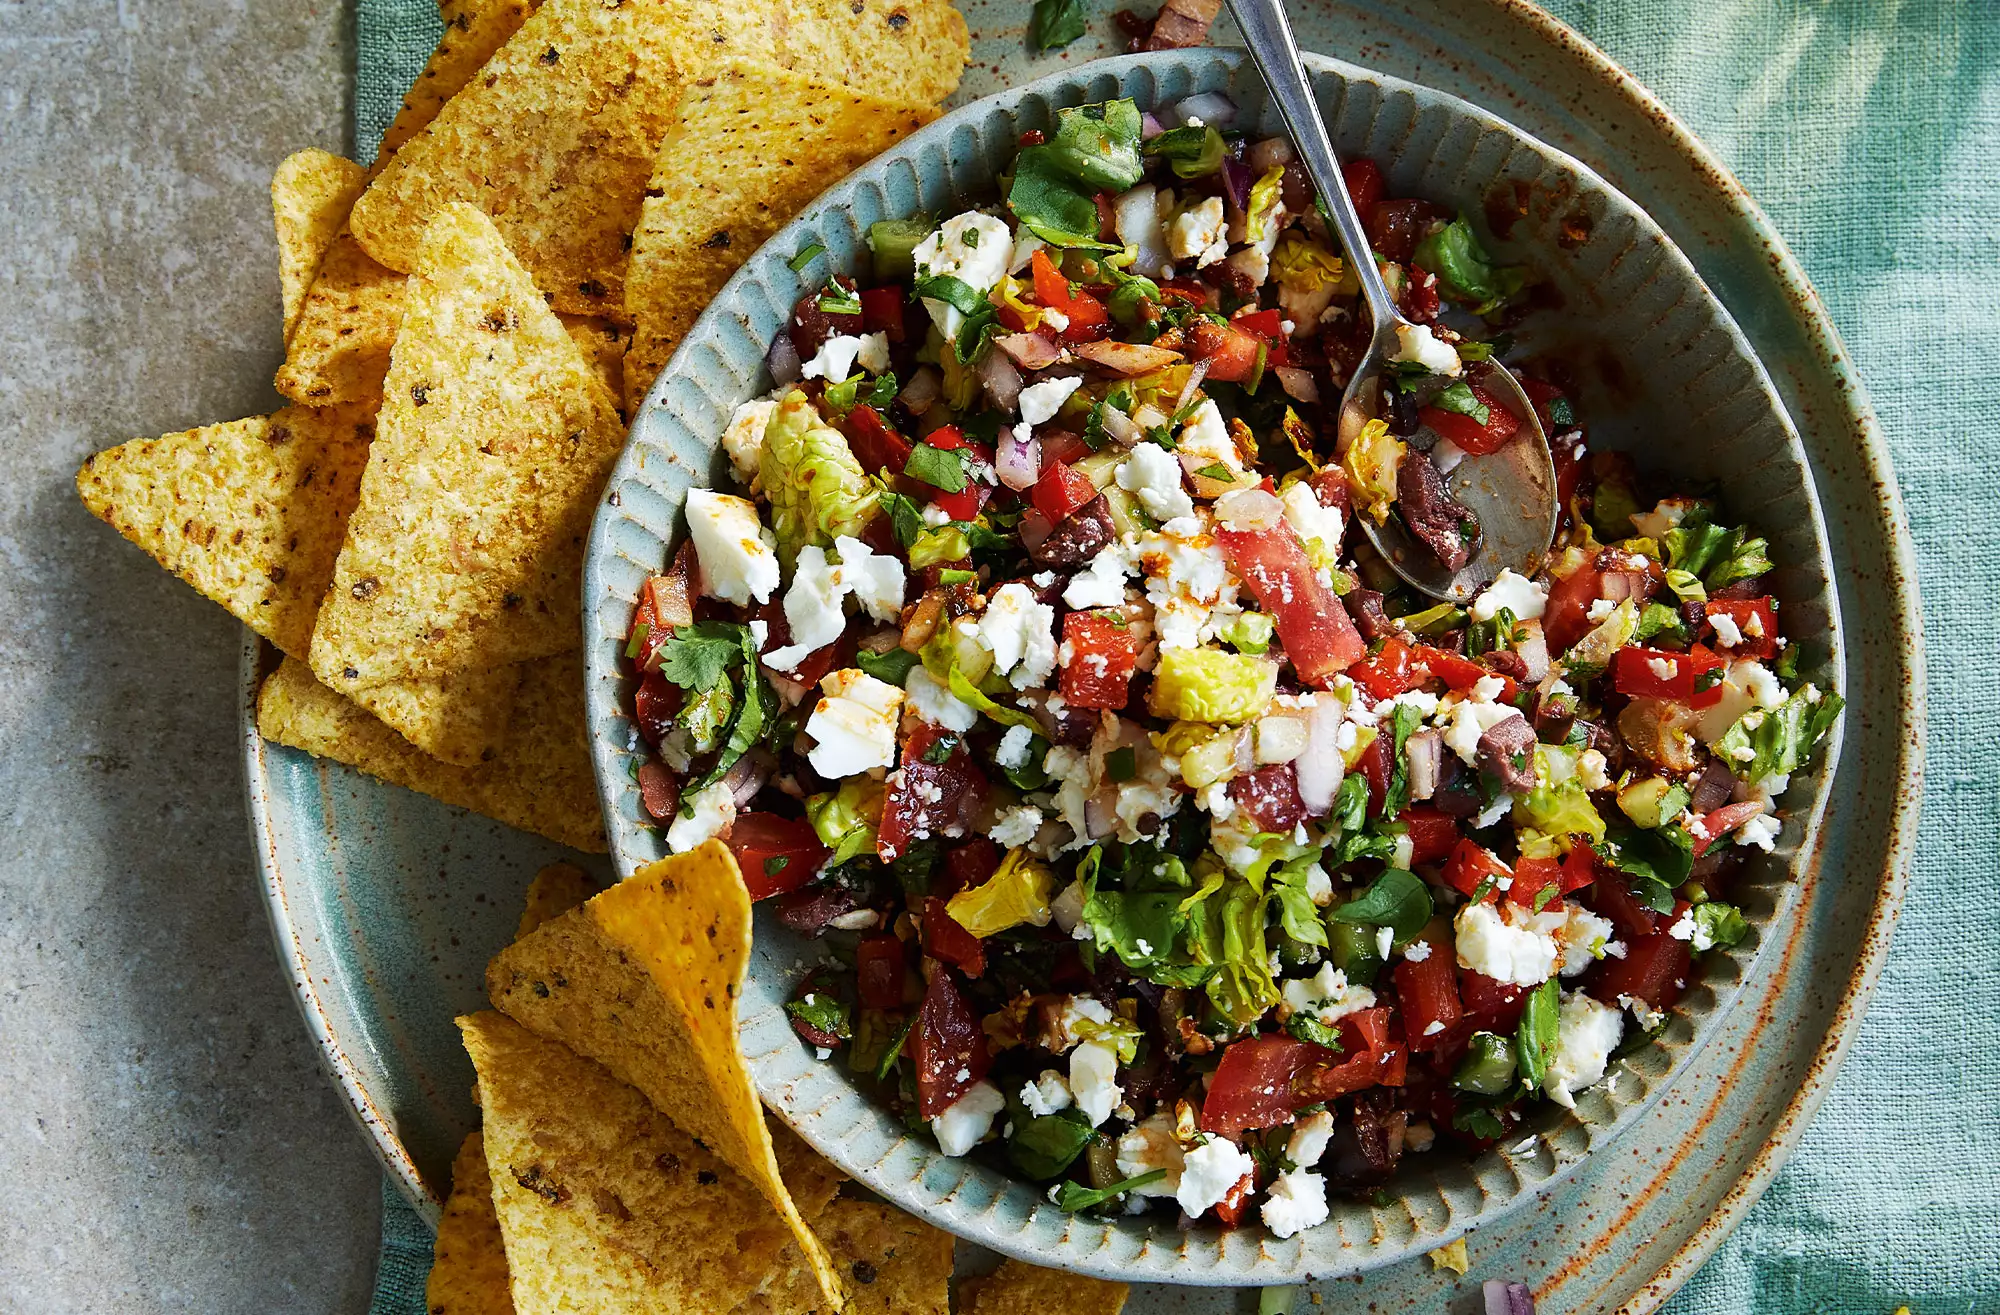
[583,44,1851,1282]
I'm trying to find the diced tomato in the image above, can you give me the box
[924,424,965,450]
[1544,557,1656,652]
[922,896,987,978]
[1402,806,1462,866]
[754,598,844,688]
[1612,645,1726,708]
[1307,465,1352,516]
[1300,1007,1406,1098]
[859,286,907,342]
[1355,732,1391,817]
[843,404,914,476]
[1157,278,1210,306]
[1517,377,1568,433]
[633,671,680,746]
[1229,307,1290,365]
[636,761,679,822]
[1185,317,1264,382]
[1209,1173,1256,1227]
[1444,839,1511,901]
[911,967,990,1118]
[1417,645,1519,703]
[1457,971,1529,1035]
[1691,802,1764,858]
[1228,764,1308,834]
[1402,268,1441,324]
[1040,429,1093,467]
[1418,383,1520,456]
[1551,429,1587,536]
[1058,610,1139,710]
[855,935,908,1010]
[1217,524,1366,685]
[1704,597,1779,660]
[1365,198,1438,263]
[1029,248,1111,343]
[1199,1035,1333,1137]
[1352,635,1418,700]
[1590,925,1692,1014]
[1562,841,1598,892]
[1585,872,1660,942]
[1342,159,1385,220]
[1394,953,1463,1051]
[1507,856,1564,911]
[929,484,983,522]
[878,724,989,861]
[939,838,1001,900]
[1031,460,1098,525]
[730,813,831,899]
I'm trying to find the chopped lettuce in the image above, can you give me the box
[1713,684,1843,782]
[1144,125,1225,179]
[1512,745,1607,842]
[1562,597,1639,674]
[1270,234,1345,294]
[1342,417,1405,525]
[806,778,884,866]
[760,391,879,566]
[946,848,1058,938]
[1149,648,1277,724]
[1245,166,1285,243]
[1411,215,1527,314]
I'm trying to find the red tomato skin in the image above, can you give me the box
[1507,856,1564,911]
[1458,971,1530,1033]
[1394,953,1463,1052]
[1342,159,1386,220]
[1040,430,1093,467]
[912,967,991,1118]
[1612,645,1726,707]
[1561,841,1598,892]
[1300,1007,1405,1099]
[843,404,914,476]
[929,484,982,522]
[1544,559,1655,653]
[1704,597,1780,659]
[1443,839,1511,901]
[633,671,680,746]
[1353,635,1418,700]
[859,287,907,342]
[730,814,831,899]
[922,896,987,977]
[1415,646,1518,702]
[1031,460,1098,525]
[1584,873,1661,942]
[855,935,907,1010]
[878,725,990,861]
[1589,926,1692,1013]
[1692,802,1765,858]
[1217,524,1366,685]
[1185,318,1263,381]
[1402,806,1462,866]
[1199,1035,1334,1137]
[939,838,1001,900]
[1417,383,1520,456]
[1356,732,1391,817]
[1058,610,1139,709]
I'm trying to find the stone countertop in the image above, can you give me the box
[0,2,380,1311]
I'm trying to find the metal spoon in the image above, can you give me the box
[1226,0,1558,602]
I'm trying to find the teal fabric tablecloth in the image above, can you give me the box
[355,2,1997,1310]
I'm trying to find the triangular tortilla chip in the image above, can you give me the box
[275,229,408,408]
[76,405,375,659]
[348,0,785,318]
[272,150,367,340]
[486,841,844,1308]
[757,1198,953,1315]
[960,1259,1130,1315]
[257,655,605,852]
[308,203,624,691]
[378,0,540,162]
[558,314,631,418]
[516,860,600,939]
[621,59,935,410]
[74,402,522,764]
[773,0,968,108]
[427,1131,517,1315]
[459,1010,809,1313]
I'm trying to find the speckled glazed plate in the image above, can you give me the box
[243,4,1921,1311]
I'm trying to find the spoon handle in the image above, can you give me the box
[1225,0,1404,334]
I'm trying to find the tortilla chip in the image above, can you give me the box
[274,230,407,407]
[427,1131,517,1315]
[348,0,785,318]
[459,1010,807,1313]
[773,0,968,109]
[771,1122,846,1224]
[517,860,600,939]
[76,405,375,659]
[621,59,934,410]
[257,655,605,852]
[308,203,624,691]
[959,1259,1130,1315]
[272,150,367,340]
[378,0,540,162]
[557,314,630,417]
[486,841,844,1308]
[758,1198,953,1315]
[347,659,526,766]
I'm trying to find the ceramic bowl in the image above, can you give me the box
[580,48,1841,1284]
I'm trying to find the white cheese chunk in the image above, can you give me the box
[685,488,780,606]
[1166,196,1229,268]
[1063,542,1137,609]
[720,397,776,489]
[1260,1170,1330,1238]
[804,669,903,778]
[1390,322,1462,377]
[1114,1113,1184,1197]
[1279,963,1377,1026]
[1019,1070,1073,1118]
[1118,442,1195,523]
[665,780,736,853]
[1068,1040,1123,1127]
[930,1080,1005,1156]
[1454,900,1560,987]
[1176,1136,1255,1218]
[911,211,1013,337]
[1470,568,1548,622]
[904,665,978,732]
[1018,375,1084,427]
[978,582,1058,689]
[1542,991,1624,1109]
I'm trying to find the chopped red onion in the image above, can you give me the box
[1483,1280,1535,1315]
[766,333,802,386]
[1085,794,1118,840]
[1018,507,1054,554]
[1220,156,1252,211]
[1141,111,1165,138]
[997,331,1063,371]
[1096,402,1141,447]
[1515,627,1551,683]
[1165,90,1237,128]
[977,348,1023,410]
[900,365,942,414]
[1274,365,1320,404]
[724,750,774,808]
[1406,730,1443,802]
[1246,136,1296,174]
[996,426,1042,491]
[1174,359,1210,413]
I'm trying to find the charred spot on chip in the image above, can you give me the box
[482,307,520,333]
[702,230,731,249]
[350,576,380,601]
[887,7,911,26]
[343,666,359,681]
[266,566,287,583]
[539,45,560,65]
[411,383,431,406]
[578,279,609,300]
[696,1169,718,1185]
[532,980,551,998]
[850,1260,878,1285]
[654,1152,682,1175]
[265,424,293,446]
[513,1164,570,1205]
[503,592,523,610]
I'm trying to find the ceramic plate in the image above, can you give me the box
[244,4,1921,1309]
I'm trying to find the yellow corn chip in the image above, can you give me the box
[308,203,624,691]
[773,0,968,109]
[759,1198,953,1315]
[274,230,407,407]
[427,1131,516,1315]
[257,655,605,852]
[378,0,540,162]
[621,59,934,410]
[557,313,630,417]
[459,1010,807,1313]
[960,1259,1131,1315]
[272,150,367,340]
[771,1122,847,1224]
[347,659,526,767]
[486,841,844,1309]
[516,860,599,939]
[349,0,785,318]
[76,405,375,659]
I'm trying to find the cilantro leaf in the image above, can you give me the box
[1514,978,1559,1090]
[904,442,969,493]
[1049,1168,1167,1213]
[1028,0,1088,50]
[655,620,750,692]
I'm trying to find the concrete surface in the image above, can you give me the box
[0,3,381,1311]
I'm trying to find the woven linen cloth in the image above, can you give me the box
[353,2,1998,1309]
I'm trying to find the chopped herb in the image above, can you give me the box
[904,442,970,493]
[938,568,977,586]
[1468,873,1498,906]
[856,646,920,684]
[785,991,851,1040]
[623,620,651,661]
[921,734,960,765]
[1547,395,1576,428]
[876,485,926,546]
[1285,1013,1344,1049]
[764,855,790,877]
[1144,125,1226,179]
[816,279,863,316]
[911,273,986,315]
[1028,0,1088,49]
[1452,1105,1507,1139]
[1531,883,1559,912]
[1430,379,1492,425]
[1329,869,1433,941]
[874,1013,916,1080]
[1104,746,1137,781]
[1193,462,1234,481]
[1692,901,1750,951]
[1514,978,1559,1090]
[655,619,751,693]
[787,242,826,273]
[1008,1109,1094,1179]
[1048,1168,1167,1213]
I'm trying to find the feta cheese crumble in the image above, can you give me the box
[804,669,903,778]
[930,1080,1005,1156]
[684,488,780,606]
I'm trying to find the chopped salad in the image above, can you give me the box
[622,96,1841,1238]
